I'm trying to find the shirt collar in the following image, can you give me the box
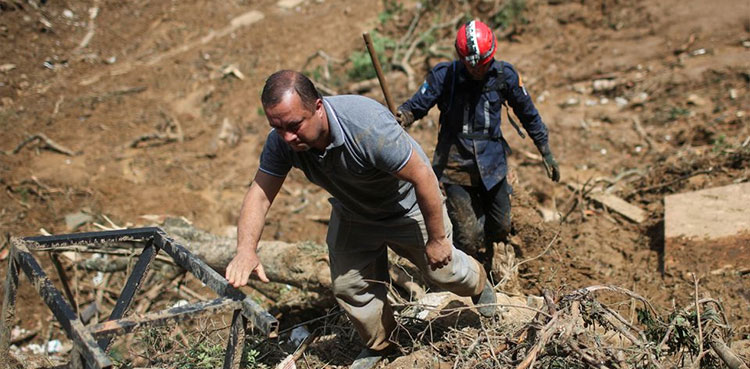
[323,97,345,149]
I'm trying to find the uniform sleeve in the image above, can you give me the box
[398,62,452,120]
[258,130,293,178]
[504,63,549,150]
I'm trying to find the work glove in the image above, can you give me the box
[538,143,561,182]
[395,109,415,127]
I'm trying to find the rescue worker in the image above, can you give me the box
[396,19,560,270]
[225,70,497,369]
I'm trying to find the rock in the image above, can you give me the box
[537,207,560,223]
[407,291,536,322]
[592,79,617,92]
[64,211,93,231]
[631,92,648,104]
[687,93,707,106]
[277,0,304,9]
[560,97,579,108]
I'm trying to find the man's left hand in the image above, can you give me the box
[425,237,452,270]
[539,144,561,182]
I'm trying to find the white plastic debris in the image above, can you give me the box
[615,97,629,107]
[62,9,74,19]
[25,343,45,354]
[46,340,63,353]
[92,271,104,286]
[415,293,451,320]
[172,299,189,308]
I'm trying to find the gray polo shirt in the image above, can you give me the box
[259,95,429,220]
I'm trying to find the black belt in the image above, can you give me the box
[456,132,513,156]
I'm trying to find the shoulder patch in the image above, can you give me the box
[420,81,429,94]
[517,71,528,96]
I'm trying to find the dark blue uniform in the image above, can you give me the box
[399,59,551,255]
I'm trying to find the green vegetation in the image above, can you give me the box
[668,106,691,121]
[491,0,528,29]
[711,134,731,154]
[378,0,404,25]
[347,31,396,81]
[108,324,271,368]
[174,341,225,369]
[638,307,724,368]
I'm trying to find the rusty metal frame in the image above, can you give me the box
[0,227,279,369]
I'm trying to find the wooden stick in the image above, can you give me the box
[363,32,396,114]
[693,273,703,369]
[709,335,750,369]
[9,133,78,156]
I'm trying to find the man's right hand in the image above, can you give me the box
[226,249,269,287]
[395,109,415,127]
[425,236,452,271]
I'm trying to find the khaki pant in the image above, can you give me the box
[326,202,486,351]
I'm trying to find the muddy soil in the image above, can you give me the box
[1,0,749,367]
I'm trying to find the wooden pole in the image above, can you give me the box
[363,32,396,114]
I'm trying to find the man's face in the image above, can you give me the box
[265,91,326,152]
[461,59,492,80]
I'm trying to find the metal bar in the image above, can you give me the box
[13,241,112,368]
[97,239,158,350]
[0,247,19,369]
[49,252,78,314]
[154,231,279,336]
[89,297,241,338]
[223,309,247,369]
[25,227,160,245]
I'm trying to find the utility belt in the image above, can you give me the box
[456,132,513,156]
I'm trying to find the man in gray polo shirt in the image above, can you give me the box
[225,70,495,367]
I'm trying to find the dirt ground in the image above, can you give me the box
[1,0,749,367]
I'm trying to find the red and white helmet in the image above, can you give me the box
[455,20,496,67]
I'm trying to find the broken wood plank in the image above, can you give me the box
[589,192,647,223]
[565,182,647,223]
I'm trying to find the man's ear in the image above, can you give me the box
[315,98,324,117]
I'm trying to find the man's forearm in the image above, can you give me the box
[236,184,272,254]
[412,166,447,241]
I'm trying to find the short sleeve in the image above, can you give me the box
[258,130,293,178]
[362,110,413,173]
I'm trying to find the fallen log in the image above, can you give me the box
[161,218,332,294]
[160,218,427,298]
